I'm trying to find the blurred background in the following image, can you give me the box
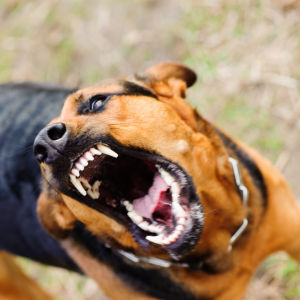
[1,0,300,299]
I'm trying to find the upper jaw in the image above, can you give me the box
[56,139,203,258]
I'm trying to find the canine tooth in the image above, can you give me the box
[176,224,184,231]
[85,151,94,161]
[97,144,118,158]
[80,157,88,166]
[90,148,101,155]
[160,169,175,186]
[138,221,149,231]
[171,182,180,194]
[146,234,163,245]
[75,162,84,171]
[177,217,187,225]
[71,168,80,177]
[80,178,92,189]
[70,175,87,196]
[172,202,186,218]
[127,211,143,224]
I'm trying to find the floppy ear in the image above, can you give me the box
[135,62,197,99]
[37,180,76,240]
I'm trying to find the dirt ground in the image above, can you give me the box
[1,0,300,299]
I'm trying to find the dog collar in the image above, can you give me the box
[108,157,249,269]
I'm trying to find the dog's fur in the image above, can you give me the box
[1,63,300,300]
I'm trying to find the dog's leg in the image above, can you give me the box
[280,201,300,263]
[0,251,54,300]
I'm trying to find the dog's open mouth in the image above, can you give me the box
[67,143,202,256]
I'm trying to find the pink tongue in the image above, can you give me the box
[132,173,168,218]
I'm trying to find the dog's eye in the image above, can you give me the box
[90,95,108,111]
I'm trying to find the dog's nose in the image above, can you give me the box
[33,123,67,164]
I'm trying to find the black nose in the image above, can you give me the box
[33,123,67,164]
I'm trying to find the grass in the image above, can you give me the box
[1,0,300,298]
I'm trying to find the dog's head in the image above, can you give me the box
[34,62,246,261]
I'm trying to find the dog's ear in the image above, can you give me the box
[135,62,197,98]
[37,181,76,240]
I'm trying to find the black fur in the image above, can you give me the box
[0,83,79,271]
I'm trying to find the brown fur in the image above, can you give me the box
[0,251,54,300]
[33,63,300,299]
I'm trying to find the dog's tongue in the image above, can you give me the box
[132,173,168,218]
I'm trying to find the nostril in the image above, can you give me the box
[34,145,48,163]
[48,123,66,141]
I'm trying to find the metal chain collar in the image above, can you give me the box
[108,157,249,268]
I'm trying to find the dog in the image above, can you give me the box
[1,63,300,300]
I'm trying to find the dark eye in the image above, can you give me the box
[90,95,108,111]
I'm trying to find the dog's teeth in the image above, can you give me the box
[146,234,163,245]
[162,236,171,245]
[138,221,149,231]
[90,148,101,156]
[97,144,118,158]
[80,177,92,189]
[126,203,133,212]
[92,180,101,198]
[75,162,84,171]
[172,193,180,203]
[127,211,143,224]
[147,224,158,233]
[87,189,96,199]
[159,169,175,186]
[84,151,94,161]
[172,202,186,218]
[70,175,87,196]
[71,168,80,177]
[171,182,180,194]
[123,200,129,206]
[176,224,184,231]
[177,217,187,225]
[80,157,88,166]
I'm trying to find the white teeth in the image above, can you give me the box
[80,177,91,189]
[146,234,163,245]
[80,157,88,166]
[87,189,96,199]
[171,182,180,194]
[71,168,80,177]
[123,200,129,206]
[70,174,87,196]
[172,193,180,203]
[87,180,101,199]
[75,163,84,171]
[90,148,102,156]
[84,151,94,161]
[172,202,186,218]
[177,217,187,225]
[127,211,143,224]
[147,224,159,233]
[97,144,118,158]
[159,169,175,186]
[93,180,101,194]
[138,221,149,231]
[126,203,133,212]
[176,224,184,231]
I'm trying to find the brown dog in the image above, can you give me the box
[33,62,300,300]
